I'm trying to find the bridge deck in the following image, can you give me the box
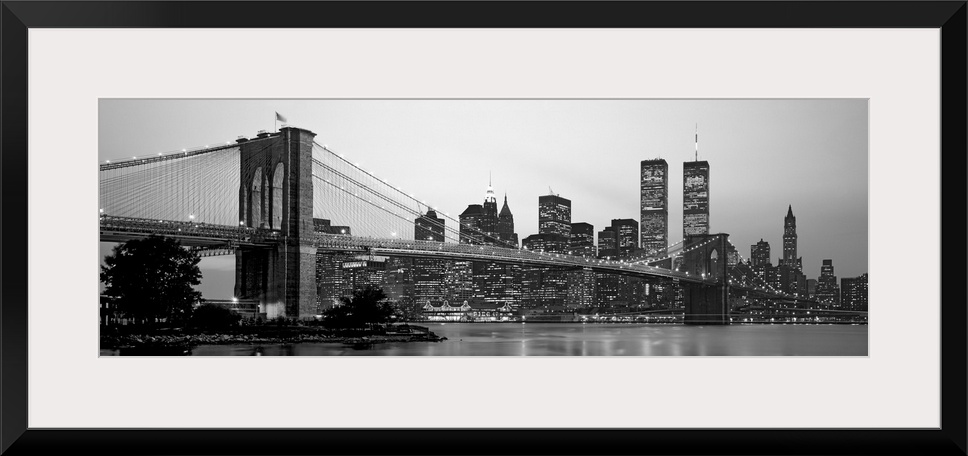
[99,216,715,284]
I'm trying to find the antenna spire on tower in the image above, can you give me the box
[695,123,699,162]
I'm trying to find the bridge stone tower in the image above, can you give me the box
[680,233,730,325]
[234,127,318,319]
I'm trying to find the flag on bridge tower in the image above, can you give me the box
[275,112,288,131]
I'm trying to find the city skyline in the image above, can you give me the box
[99,99,868,299]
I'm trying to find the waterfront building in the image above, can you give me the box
[815,259,840,309]
[538,193,572,237]
[841,273,868,311]
[569,222,596,257]
[682,160,710,238]
[383,256,414,310]
[342,256,387,292]
[566,267,596,309]
[520,267,569,307]
[199,298,261,319]
[594,272,638,308]
[444,260,475,304]
[412,257,446,305]
[316,252,351,311]
[477,262,522,307]
[420,301,514,322]
[640,159,669,257]
[411,209,447,312]
[611,218,639,258]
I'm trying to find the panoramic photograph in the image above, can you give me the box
[98,99,868,356]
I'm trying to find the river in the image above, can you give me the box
[101,323,867,356]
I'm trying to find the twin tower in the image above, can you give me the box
[640,158,710,257]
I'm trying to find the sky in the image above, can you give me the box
[99,99,868,298]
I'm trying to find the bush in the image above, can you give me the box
[188,303,241,331]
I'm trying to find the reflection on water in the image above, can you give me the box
[101,323,868,356]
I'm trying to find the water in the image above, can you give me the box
[101,323,867,356]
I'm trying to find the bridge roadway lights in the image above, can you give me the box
[680,233,731,325]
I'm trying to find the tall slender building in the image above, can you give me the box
[640,159,668,257]
[778,205,807,296]
[497,194,519,248]
[481,179,499,235]
[683,125,710,238]
[413,210,446,307]
[781,205,799,268]
[538,194,572,237]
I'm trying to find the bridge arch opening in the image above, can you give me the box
[271,162,285,229]
[250,167,263,228]
[708,247,722,281]
[240,186,247,226]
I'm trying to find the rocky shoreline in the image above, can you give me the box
[101,331,446,351]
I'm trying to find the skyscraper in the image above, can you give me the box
[751,239,771,267]
[640,159,669,257]
[611,218,639,258]
[597,227,617,259]
[841,273,868,311]
[777,206,806,296]
[459,204,484,244]
[413,210,446,307]
[481,180,499,235]
[538,194,572,237]
[682,160,710,238]
[415,209,445,242]
[683,125,710,238]
[781,205,799,268]
[815,259,840,309]
[497,194,519,248]
[569,222,595,257]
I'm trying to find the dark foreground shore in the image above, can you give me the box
[101,326,445,352]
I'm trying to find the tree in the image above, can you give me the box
[188,303,241,331]
[100,235,202,328]
[323,286,397,333]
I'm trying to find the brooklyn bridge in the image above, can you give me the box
[99,126,860,324]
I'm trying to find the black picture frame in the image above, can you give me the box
[2,2,965,455]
